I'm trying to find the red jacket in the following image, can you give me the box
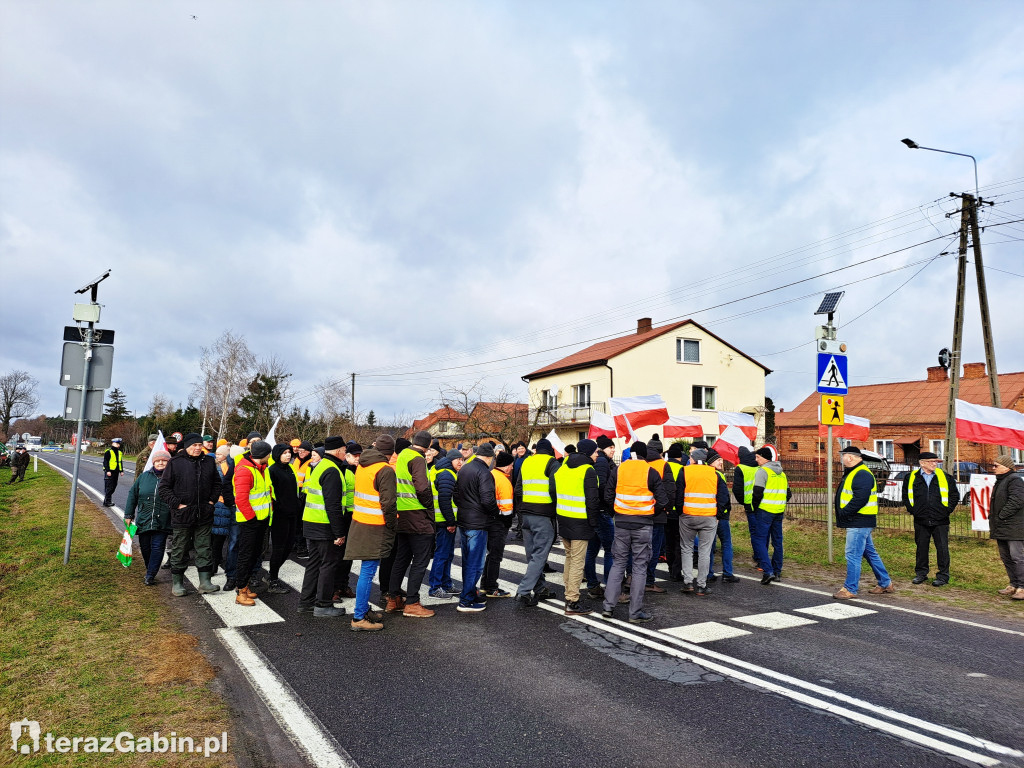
[233,455,269,522]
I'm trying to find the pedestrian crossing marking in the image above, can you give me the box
[817,354,847,390]
[660,622,751,644]
[794,603,877,620]
[731,611,818,630]
[183,567,285,628]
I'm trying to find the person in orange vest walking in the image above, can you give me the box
[481,450,517,598]
[344,434,398,630]
[677,447,730,597]
[601,442,668,623]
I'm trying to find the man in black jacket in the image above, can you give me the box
[8,446,29,484]
[902,452,960,587]
[455,443,499,612]
[550,439,601,614]
[513,438,559,604]
[584,435,616,597]
[158,433,221,597]
[989,454,1024,600]
[299,436,349,618]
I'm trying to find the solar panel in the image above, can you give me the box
[815,291,845,315]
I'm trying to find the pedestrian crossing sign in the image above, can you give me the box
[816,352,848,395]
[820,395,845,426]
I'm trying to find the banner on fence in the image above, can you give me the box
[969,473,995,532]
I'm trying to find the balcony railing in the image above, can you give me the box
[528,402,606,428]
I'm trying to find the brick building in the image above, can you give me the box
[775,363,1024,467]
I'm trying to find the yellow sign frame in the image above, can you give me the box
[820,395,845,426]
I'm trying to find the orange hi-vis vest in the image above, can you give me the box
[613,460,655,516]
[353,462,387,526]
[492,469,514,515]
[681,464,718,516]
[648,457,668,480]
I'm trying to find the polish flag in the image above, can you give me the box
[142,431,167,473]
[545,429,567,460]
[663,415,703,439]
[956,399,1024,450]
[818,414,870,441]
[711,426,753,466]
[587,411,618,441]
[609,395,669,438]
[264,416,281,447]
[718,411,757,441]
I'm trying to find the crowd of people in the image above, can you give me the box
[118,428,1024,631]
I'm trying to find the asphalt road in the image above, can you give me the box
[43,452,1024,768]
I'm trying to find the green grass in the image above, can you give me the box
[726,514,1022,616]
[0,466,236,767]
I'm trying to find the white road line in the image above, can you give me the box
[215,628,358,768]
[795,603,877,620]
[730,611,818,630]
[183,568,285,627]
[661,622,751,643]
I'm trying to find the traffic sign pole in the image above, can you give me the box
[827,425,834,564]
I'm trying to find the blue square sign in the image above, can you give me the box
[816,353,848,395]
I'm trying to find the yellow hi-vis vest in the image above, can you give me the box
[907,468,950,507]
[520,454,554,505]
[738,464,758,505]
[395,447,428,511]
[343,468,355,514]
[681,464,718,516]
[428,466,458,523]
[302,459,333,524]
[353,462,387,525]
[613,460,655,516]
[839,463,879,515]
[104,448,123,472]
[492,469,514,515]
[235,463,273,524]
[758,466,788,514]
[554,463,590,519]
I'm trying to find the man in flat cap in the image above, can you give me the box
[833,446,894,599]
[902,451,959,587]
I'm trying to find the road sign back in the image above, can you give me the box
[817,353,848,395]
[820,395,845,426]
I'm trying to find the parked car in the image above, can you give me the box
[857,449,892,494]
[879,470,909,506]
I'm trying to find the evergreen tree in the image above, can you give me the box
[366,410,376,428]
[102,388,131,425]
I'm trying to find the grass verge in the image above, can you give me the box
[0,465,237,767]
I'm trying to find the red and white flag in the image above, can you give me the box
[545,429,567,460]
[956,399,1024,450]
[818,414,870,441]
[609,395,669,438]
[663,415,703,439]
[711,426,753,465]
[718,411,757,441]
[587,411,617,441]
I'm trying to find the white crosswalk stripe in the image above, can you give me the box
[730,611,818,630]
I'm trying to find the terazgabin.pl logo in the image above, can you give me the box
[9,720,228,757]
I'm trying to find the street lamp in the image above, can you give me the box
[901,138,978,199]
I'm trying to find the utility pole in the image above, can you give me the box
[350,373,356,426]
[942,199,970,462]
[967,196,1001,409]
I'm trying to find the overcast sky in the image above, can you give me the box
[2,1,1022,428]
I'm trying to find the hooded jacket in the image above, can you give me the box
[456,455,500,530]
[304,452,349,541]
[751,460,792,512]
[269,445,303,522]
[548,451,600,540]
[396,447,435,536]
[732,446,758,511]
[989,472,1024,541]
[513,447,558,517]
[158,450,220,528]
[125,469,172,533]
[432,453,459,527]
[593,452,614,515]
[343,448,398,560]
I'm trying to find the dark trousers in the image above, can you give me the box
[9,465,27,483]
[584,514,615,588]
[235,518,270,586]
[379,548,399,596]
[138,531,169,581]
[389,532,435,604]
[996,539,1024,588]
[333,551,354,592]
[169,524,214,575]
[482,521,511,591]
[914,521,950,582]
[301,539,343,607]
[103,473,119,504]
[269,513,296,580]
[664,515,682,579]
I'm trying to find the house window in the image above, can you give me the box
[874,440,894,461]
[541,389,558,409]
[577,431,587,443]
[1011,448,1023,464]
[572,383,591,407]
[818,442,825,451]
[838,438,852,449]
[704,435,717,446]
[789,442,798,451]
[676,338,701,364]
[692,386,716,410]
[930,440,945,460]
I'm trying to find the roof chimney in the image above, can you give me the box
[926,366,948,382]
[963,362,987,380]
[637,317,652,335]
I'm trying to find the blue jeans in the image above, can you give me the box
[139,531,169,581]
[584,514,614,588]
[646,524,666,585]
[354,559,379,620]
[844,527,891,593]
[459,529,488,604]
[752,510,783,577]
[223,522,240,579]
[516,514,554,597]
[429,526,457,591]
[709,518,734,577]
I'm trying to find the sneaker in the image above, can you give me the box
[223,578,236,591]
[760,573,775,586]
[931,580,948,588]
[533,587,555,600]
[143,576,156,586]
[722,574,741,583]
[484,588,512,598]
[542,563,557,574]
[402,602,435,618]
[997,584,1016,596]
[644,584,666,593]
[350,617,384,631]
[564,601,591,616]
[296,603,315,614]
[868,584,895,594]
[695,583,711,597]
[600,608,614,619]
[680,582,695,594]
[443,585,460,595]
[587,585,605,599]
[833,587,857,600]
[333,587,356,600]
[457,601,487,613]
[707,574,718,583]
[1012,588,1024,601]
[266,579,290,594]
[428,587,452,599]
[314,605,346,618]
[629,611,654,624]
[515,593,539,607]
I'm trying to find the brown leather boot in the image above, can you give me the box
[238,586,259,601]
[385,596,401,613]
[235,590,256,606]
[402,602,435,618]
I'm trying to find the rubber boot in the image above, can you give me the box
[171,573,187,597]
[197,571,220,594]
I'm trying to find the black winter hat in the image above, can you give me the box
[756,446,778,461]
[495,451,515,468]
[298,440,314,451]
[535,439,554,455]
[181,433,203,449]
[476,443,495,458]
[412,430,432,449]
[647,433,663,454]
[374,434,396,455]
[705,449,722,465]
[691,440,709,450]
[246,431,262,441]
[667,443,684,459]
[595,435,614,449]
[346,441,363,455]
[395,437,411,453]
[577,439,598,457]
[630,441,648,460]
[324,436,346,451]
[250,441,272,460]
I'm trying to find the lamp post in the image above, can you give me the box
[901,138,978,199]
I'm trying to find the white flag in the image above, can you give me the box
[143,431,166,473]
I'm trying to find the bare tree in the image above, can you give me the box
[197,331,257,438]
[257,354,295,415]
[313,377,352,435]
[0,370,39,440]
[437,381,528,448]
[147,393,175,421]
